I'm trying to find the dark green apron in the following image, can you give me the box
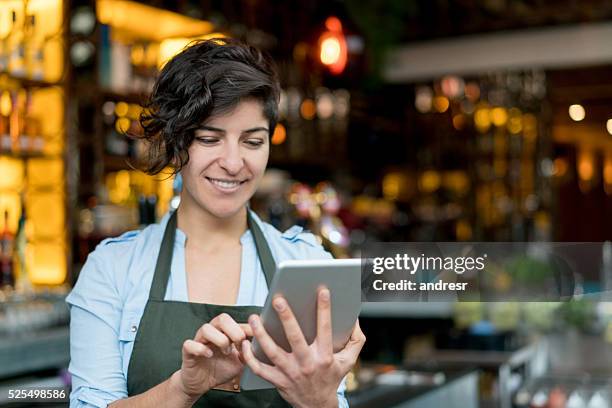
[126,210,291,407]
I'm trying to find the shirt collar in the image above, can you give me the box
[158,207,264,246]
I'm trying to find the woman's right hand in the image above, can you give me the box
[177,313,253,398]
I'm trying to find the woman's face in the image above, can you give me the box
[181,98,270,219]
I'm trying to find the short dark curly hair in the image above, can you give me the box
[138,38,281,175]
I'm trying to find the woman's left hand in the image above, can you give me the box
[241,288,366,408]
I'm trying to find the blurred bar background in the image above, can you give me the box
[0,0,611,407]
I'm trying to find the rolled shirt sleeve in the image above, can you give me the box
[66,247,128,407]
[337,376,349,407]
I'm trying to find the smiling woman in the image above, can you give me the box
[66,38,364,408]
[184,99,270,219]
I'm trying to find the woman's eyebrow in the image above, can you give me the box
[198,125,225,133]
[243,126,269,134]
[196,126,268,134]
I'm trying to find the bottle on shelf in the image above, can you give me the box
[0,8,15,72]
[0,210,15,290]
[9,90,25,153]
[0,90,11,152]
[110,35,131,93]
[130,42,146,93]
[23,90,43,153]
[14,198,32,295]
[25,14,44,81]
[7,10,26,78]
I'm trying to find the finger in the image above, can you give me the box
[194,323,232,354]
[241,339,288,388]
[211,313,250,348]
[334,320,366,373]
[182,339,214,360]
[239,323,254,338]
[316,287,333,356]
[232,343,246,365]
[272,296,310,363]
[248,314,291,372]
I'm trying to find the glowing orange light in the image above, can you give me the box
[490,107,508,127]
[320,37,341,65]
[325,16,342,32]
[553,157,568,177]
[433,96,449,113]
[318,16,347,75]
[452,114,466,130]
[578,149,595,193]
[271,123,287,145]
[300,99,316,120]
[604,154,612,195]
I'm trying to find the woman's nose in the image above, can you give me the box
[218,143,244,174]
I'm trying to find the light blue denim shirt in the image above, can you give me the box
[66,210,348,408]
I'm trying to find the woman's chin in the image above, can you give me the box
[201,203,247,219]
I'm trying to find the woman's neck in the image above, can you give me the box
[176,200,248,250]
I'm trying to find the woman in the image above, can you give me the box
[67,38,365,408]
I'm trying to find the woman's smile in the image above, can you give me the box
[205,176,250,193]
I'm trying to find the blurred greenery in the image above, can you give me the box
[345,0,418,86]
[558,299,597,331]
[504,255,553,284]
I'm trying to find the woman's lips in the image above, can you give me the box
[205,176,247,193]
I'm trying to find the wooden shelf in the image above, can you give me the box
[97,0,215,42]
[0,151,48,160]
[0,73,63,89]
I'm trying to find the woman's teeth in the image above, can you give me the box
[207,177,243,189]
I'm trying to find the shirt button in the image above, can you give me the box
[130,325,137,333]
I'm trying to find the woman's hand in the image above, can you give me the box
[177,313,253,399]
[241,288,366,408]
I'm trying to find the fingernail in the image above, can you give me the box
[205,349,213,358]
[320,289,330,301]
[249,316,259,329]
[273,298,285,312]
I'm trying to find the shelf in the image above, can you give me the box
[0,151,52,160]
[97,0,215,42]
[0,73,63,89]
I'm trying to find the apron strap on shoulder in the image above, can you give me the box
[149,210,177,301]
[247,210,276,288]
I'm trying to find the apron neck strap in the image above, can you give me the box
[149,208,276,301]
[247,211,276,288]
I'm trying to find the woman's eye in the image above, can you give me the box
[196,137,219,145]
[244,139,264,147]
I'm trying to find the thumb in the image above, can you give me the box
[334,320,366,373]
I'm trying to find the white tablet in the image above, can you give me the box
[240,258,362,390]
